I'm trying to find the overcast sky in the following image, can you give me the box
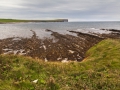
[0,0,120,21]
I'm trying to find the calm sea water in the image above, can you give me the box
[0,21,120,39]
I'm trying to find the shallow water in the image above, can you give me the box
[0,21,120,39]
[0,22,120,61]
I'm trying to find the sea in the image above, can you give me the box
[0,21,120,39]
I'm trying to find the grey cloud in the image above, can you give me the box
[0,0,120,21]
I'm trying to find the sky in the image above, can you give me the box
[0,0,120,21]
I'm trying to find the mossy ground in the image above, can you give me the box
[0,39,120,90]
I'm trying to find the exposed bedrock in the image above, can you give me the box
[0,29,120,62]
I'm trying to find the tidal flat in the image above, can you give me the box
[0,29,120,62]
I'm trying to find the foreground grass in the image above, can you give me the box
[0,39,120,90]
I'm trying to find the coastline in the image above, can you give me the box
[0,29,119,62]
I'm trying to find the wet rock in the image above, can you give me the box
[100,29,120,38]
[101,29,120,32]
[0,29,120,62]
[45,29,52,32]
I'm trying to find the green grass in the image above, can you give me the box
[0,19,28,23]
[0,39,120,90]
[0,19,68,23]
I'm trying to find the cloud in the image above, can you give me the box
[0,0,120,21]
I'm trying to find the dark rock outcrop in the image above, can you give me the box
[0,29,120,62]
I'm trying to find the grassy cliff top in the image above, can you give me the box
[0,39,120,90]
[0,19,68,23]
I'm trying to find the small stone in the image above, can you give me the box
[32,79,38,83]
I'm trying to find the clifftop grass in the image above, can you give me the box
[0,19,68,23]
[0,19,28,23]
[0,39,120,90]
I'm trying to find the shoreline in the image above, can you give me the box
[0,29,120,62]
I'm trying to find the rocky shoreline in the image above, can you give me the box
[0,29,120,62]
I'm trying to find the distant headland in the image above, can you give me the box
[0,19,68,24]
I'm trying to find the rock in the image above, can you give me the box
[68,50,75,54]
[32,79,38,83]
[0,29,119,62]
[61,58,68,63]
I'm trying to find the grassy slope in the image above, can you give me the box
[0,39,120,90]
